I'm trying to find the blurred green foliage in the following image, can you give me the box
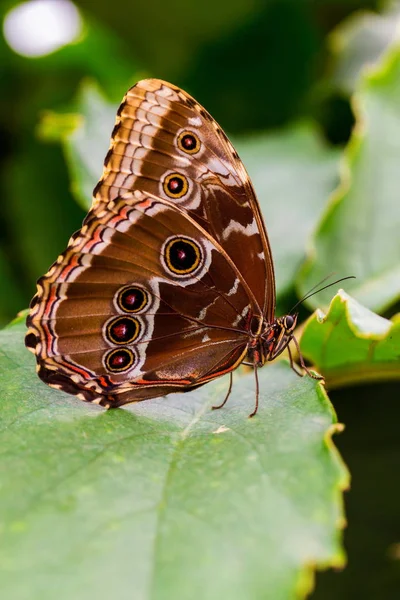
[0,0,380,326]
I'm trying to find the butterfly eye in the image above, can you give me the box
[106,316,142,345]
[104,348,136,373]
[284,315,295,330]
[163,173,189,198]
[116,286,149,313]
[163,236,202,275]
[177,131,201,154]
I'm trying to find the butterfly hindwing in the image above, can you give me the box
[26,192,254,405]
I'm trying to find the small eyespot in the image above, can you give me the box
[106,316,142,345]
[162,236,202,276]
[104,347,136,373]
[116,286,149,313]
[163,173,189,199]
[177,130,201,154]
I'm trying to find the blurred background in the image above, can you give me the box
[1,0,386,328]
[1,0,399,597]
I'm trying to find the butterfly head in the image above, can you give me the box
[281,313,297,336]
[261,313,298,361]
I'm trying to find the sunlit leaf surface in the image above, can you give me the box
[301,290,400,389]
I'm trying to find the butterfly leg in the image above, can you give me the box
[212,372,233,411]
[248,364,259,418]
[287,343,304,377]
[291,336,325,382]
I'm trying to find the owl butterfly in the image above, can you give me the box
[26,79,322,417]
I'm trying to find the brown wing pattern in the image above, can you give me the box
[26,79,277,407]
[26,193,252,406]
[92,79,275,320]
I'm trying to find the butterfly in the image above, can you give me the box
[26,79,322,417]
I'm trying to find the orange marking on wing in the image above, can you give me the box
[43,322,54,354]
[137,198,154,210]
[98,376,109,388]
[108,205,131,227]
[82,225,103,252]
[135,377,192,386]
[59,254,80,281]
[108,214,125,227]
[66,363,92,380]
[44,287,57,318]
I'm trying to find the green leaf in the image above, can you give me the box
[298,46,400,313]
[329,3,400,93]
[236,126,340,304]
[300,290,400,389]
[0,320,347,600]
[37,80,117,210]
[38,81,340,312]
[3,140,85,287]
[0,249,25,328]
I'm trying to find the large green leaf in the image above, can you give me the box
[0,320,347,600]
[301,290,400,389]
[298,45,400,313]
[38,82,340,312]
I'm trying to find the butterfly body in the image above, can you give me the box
[26,79,313,415]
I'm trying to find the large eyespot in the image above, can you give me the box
[163,173,189,199]
[116,285,149,313]
[106,316,142,345]
[177,130,201,154]
[104,347,136,373]
[162,236,202,276]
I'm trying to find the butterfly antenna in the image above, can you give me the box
[290,275,356,314]
[297,272,336,298]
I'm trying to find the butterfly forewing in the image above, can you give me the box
[93,79,275,320]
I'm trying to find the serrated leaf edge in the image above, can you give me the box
[301,291,400,389]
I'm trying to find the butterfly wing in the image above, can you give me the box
[26,192,255,406]
[93,79,276,321]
